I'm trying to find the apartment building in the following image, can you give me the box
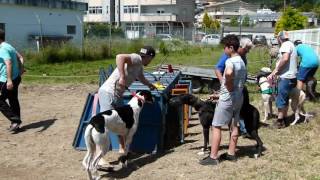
[84,0,115,23]
[0,0,87,50]
[196,0,259,25]
[84,0,195,40]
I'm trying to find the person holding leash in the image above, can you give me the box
[200,34,247,165]
[267,31,298,129]
[214,37,253,136]
[0,29,24,132]
[98,46,156,160]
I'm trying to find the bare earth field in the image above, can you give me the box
[1,84,320,180]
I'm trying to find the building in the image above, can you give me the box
[0,0,87,50]
[195,0,259,26]
[84,0,114,23]
[84,0,195,40]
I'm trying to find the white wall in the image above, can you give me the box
[0,4,84,50]
[288,28,320,57]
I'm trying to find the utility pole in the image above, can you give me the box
[239,1,242,36]
[284,0,286,10]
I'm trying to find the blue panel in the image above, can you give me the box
[73,93,98,150]
[73,71,182,153]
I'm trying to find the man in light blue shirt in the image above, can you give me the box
[0,29,24,132]
[294,40,319,94]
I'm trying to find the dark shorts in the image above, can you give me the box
[297,67,318,82]
[276,78,297,109]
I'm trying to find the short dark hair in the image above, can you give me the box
[0,29,4,41]
[221,34,240,52]
[294,40,302,46]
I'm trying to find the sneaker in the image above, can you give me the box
[199,156,219,166]
[220,152,237,162]
[8,122,21,132]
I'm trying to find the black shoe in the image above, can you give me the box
[220,152,237,162]
[199,156,219,166]
[8,122,21,132]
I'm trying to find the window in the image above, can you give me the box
[0,23,4,31]
[67,25,76,34]
[123,5,139,14]
[88,6,103,14]
[157,8,165,14]
[106,6,109,14]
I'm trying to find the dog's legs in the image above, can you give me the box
[90,129,110,180]
[203,127,210,152]
[262,100,269,122]
[120,126,138,167]
[250,130,263,158]
[83,125,96,180]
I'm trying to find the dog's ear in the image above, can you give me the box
[137,99,143,107]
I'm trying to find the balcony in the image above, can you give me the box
[121,13,177,22]
[139,0,176,5]
[0,0,87,11]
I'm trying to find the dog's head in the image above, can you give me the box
[256,67,272,85]
[169,94,198,106]
[134,90,154,106]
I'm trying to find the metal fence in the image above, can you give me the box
[288,28,320,56]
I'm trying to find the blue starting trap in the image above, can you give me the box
[72,69,182,153]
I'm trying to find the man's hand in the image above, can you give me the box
[118,76,126,87]
[267,71,276,81]
[6,80,13,90]
[149,83,156,90]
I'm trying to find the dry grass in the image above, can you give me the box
[195,88,320,179]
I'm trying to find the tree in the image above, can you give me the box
[210,19,221,32]
[242,15,250,27]
[230,16,239,27]
[275,7,308,35]
[202,11,211,29]
[313,4,320,18]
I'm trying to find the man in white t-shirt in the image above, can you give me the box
[267,31,297,129]
[98,46,156,155]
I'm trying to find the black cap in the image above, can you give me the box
[139,46,156,57]
[294,40,302,46]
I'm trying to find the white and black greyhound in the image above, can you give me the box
[82,90,153,180]
[256,67,312,125]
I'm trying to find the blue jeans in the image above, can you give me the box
[239,119,247,134]
[276,78,297,109]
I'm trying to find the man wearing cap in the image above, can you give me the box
[98,46,156,160]
[267,31,298,128]
[293,40,319,100]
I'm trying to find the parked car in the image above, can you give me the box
[156,34,173,41]
[253,35,267,45]
[201,34,221,45]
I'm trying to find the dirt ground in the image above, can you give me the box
[1,84,319,180]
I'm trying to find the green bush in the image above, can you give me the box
[24,38,208,64]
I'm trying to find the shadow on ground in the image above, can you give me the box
[100,150,174,179]
[16,118,58,133]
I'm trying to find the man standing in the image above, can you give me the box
[200,34,247,165]
[0,29,24,132]
[267,31,297,128]
[214,37,253,135]
[294,40,319,100]
[98,46,156,155]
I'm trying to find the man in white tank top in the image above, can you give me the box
[98,46,156,156]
